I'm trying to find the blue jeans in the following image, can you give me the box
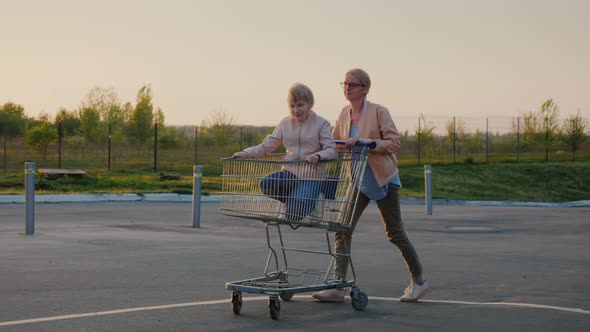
[259,170,321,221]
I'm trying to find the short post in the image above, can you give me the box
[192,165,202,228]
[424,164,432,215]
[25,162,35,235]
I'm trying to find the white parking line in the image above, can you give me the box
[369,297,590,315]
[0,296,588,327]
[0,299,229,327]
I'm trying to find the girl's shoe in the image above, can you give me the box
[312,288,345,302]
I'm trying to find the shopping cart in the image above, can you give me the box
[220,141,374,319]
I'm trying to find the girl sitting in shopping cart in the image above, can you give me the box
[232,83,338,221]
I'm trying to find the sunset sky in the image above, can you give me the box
[1,0,588,131]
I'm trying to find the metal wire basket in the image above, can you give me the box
[220,149,369,231]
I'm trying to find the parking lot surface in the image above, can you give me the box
[1,201,588,331]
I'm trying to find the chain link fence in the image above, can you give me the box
[1,116,588,175]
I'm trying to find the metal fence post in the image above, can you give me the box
[2,128,6,172]
[154,123,158,172]
[240,126,243,151]
[195,126,199,165]
[516,117,520,162]
[192,165,202,228]
[424,164,432,215]
[25,162,35,235]
[58,122,62,168]
[453,116,457,164]
[418,116,422,165]
[108,124,112,171]
[572,120,577,162]
[545,116,549,162]
[486,118,489,163]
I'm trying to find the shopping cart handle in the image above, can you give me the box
[335,140,376,149]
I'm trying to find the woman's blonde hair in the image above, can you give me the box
[345,68,371,91]
[288,83,314,105]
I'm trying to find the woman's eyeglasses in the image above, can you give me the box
[340,82,365,89]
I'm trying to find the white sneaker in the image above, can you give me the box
[312,288,345,302]
[400,281,429,302]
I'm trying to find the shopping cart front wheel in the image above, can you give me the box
[351,289,368,311]
[268,296,281,319]
[231,291,242,315]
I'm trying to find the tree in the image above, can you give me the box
[515,98,560,141]
[81,87,121,123]
[158,127,180,149]
[154,107,165,129]
[518,110,540,140]
[37,112,52,123]
[467,129,485,153]
[540,99,560,137]
[110,102,135,144]
[444,117,466,144]
[25,124,58,160]
[201,111,235,149]
[415,114,436,159]
[560,112,587,161]
[128,85,154,143]
[0,102,26,137]
[121,102,133,124]
[79,107,101,143]
[79,87,126,144]
[54,108,81,136]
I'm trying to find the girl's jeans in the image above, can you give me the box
[259,170,321,221]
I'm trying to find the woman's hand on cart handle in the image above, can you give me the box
[335,139,377,149]
[232,151,247,159]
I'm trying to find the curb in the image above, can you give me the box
[0,194,219,204]
[0,194,588,207]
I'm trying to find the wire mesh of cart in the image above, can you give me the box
[220,141,375,319]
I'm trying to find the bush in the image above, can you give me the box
[464,156,476,164]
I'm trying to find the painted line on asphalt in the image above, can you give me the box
[370,297,590,314]
[0,295,588,327]
[0,298,229,327]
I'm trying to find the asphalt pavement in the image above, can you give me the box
[0,197,588,331]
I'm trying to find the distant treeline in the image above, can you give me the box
[1,86,588,172]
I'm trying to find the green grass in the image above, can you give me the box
[1,161,588,202]
[0,169,221,196]
[399,161,590,202]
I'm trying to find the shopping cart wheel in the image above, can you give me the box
[231,291,242,315]
[351,290,368,311]
[268,297,281,320]
[279,293,293,301]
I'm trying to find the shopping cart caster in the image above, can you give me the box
[350,288,368,311]
[231,291,242,315]
[279,293,293,301]
[268,296,281,319]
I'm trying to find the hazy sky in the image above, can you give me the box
[1,0,588,129]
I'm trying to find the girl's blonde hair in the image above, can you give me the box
[288,83,314,105]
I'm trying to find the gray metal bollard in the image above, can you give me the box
[25,162,36,235]
[192,165,202,228]
[424,164,432,215]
